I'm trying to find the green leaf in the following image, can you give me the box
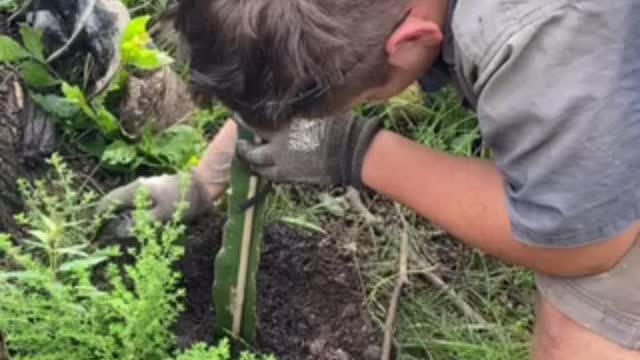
[22,239,49,251]
[0,0,17,11]
[95,106,121,137]
[59,256,110,272]
[0,271,48,282]
[280,216,326,235]
[30,93,80,118]
[40,214,57,232]
[57,244,90,257]
[61,82,95,118]
[0,35,30,63]
[77,133,108,157]
[121,16,174,70]
[102,140,138,166]
[0,234,11,252]
[19,60,59,88]
[19,26,45,61]
[122,15,152,45]
[123,48,174,70]
[141,125,205,169]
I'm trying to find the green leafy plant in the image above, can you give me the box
[11,154,116,275]
[175,339,276,360]
[0,155,276,359]
[0,0,18,11]
[214,128,269,347]
[0,19,207,172]
[121,15,174,70]
[0,154,184,359]
[0,25,59,89]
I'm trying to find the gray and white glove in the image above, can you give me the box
[236,112,382,189]
[98,171,212,223]
[99,120,238,224]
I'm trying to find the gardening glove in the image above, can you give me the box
[98,120,237,223]
[236,112,382,189]
[98,171,212,223]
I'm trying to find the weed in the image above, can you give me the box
[360,85,484,158]
[0,155,276,359]
[175,339,276,360]
[356,206,536,360]
[0,0,17,11]
[0,153,183,358]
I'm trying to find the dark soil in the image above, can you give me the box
[175,212,384,360]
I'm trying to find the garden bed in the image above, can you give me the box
[174,213,383,360]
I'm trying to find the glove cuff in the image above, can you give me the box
[347,116,383,191]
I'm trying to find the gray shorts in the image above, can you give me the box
[536,241,640,349]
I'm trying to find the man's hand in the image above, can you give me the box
[99,120,238,223]
[236,112,382,189]
[98,172,212,222]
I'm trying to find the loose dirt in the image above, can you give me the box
[175,212,384,360]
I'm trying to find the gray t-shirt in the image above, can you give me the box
[425,0,640,248]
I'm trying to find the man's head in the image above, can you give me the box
[175,0,447,131]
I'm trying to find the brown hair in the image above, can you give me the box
[175,0,409,130]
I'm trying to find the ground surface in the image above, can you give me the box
[175,212,383,360]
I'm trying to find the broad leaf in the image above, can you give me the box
[141,125,205,169]
[123,48,173,70]
[30,93,80,118]
[95,106,121,137]
[122,15,152,45]
[102,140,138,166]
[121,16,174,70]
[0,35,30,63]
[61,82,95,118]
[20,60,59,88]
[19,26,45,61]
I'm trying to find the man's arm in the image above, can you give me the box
[362,130,638,277]
[193,120,237,201]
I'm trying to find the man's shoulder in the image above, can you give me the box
[451,0,571,69]
[449,0,638,101]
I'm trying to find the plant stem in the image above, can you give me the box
[232,151,259,336]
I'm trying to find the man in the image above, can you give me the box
[102,0,640,358]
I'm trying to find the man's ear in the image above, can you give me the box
[385,15,443,56]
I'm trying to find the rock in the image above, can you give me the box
[326,348,351,360]
[309,339,327,356]
[21,92,57,162]
[363,345,382,360]
[120,67,197,136]
[0,68,28,232]
[340,304,358,320]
